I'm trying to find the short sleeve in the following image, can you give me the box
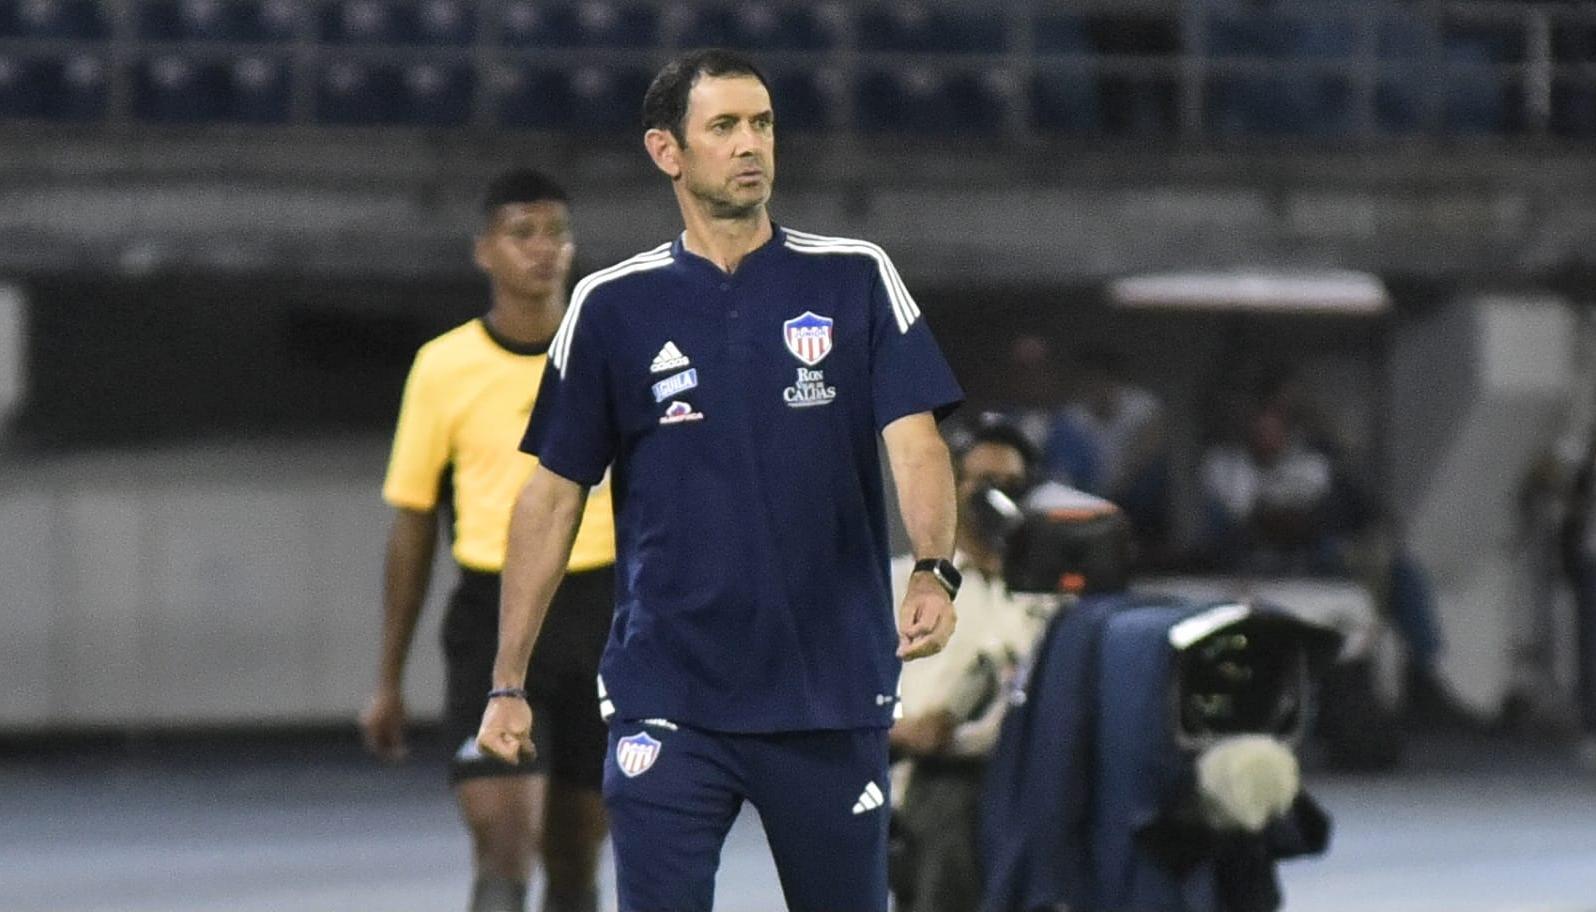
[521,300,618,486]
[867,253,963,431]
[382,349,450,511]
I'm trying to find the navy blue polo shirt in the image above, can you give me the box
[523,225,963,733]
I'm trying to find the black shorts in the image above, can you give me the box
[442,565,614,788]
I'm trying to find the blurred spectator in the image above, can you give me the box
[1199,393,1338,575]
[1046,348,1171,556]
[1559,432,1596,767]
[888,421,1056,912]
[1200,371,1471,729]
[958,333,1066,461]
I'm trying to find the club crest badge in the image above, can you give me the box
[616,731,662,777]
[783,311,834,366]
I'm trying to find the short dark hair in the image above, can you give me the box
[641,48,770,146]
[960,415,1041,474]
[481,169,569,219]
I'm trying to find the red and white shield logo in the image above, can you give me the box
[616,731,662,777]
[783,311,834,366]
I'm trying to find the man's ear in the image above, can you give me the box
[644,128,682,179]
[471,233,491,273]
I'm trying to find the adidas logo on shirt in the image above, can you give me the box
[650,341,690,373]
[851,781,886,815]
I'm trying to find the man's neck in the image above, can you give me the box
[485,292,564,348]
[678,195,772,275]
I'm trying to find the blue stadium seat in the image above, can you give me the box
[42,53,108,120]
[858,2,1005,54]
[501,1,657,48]
[8,0,106,39]
[566,64,649,130]
[133,54,229,123]
[768,69,835,132]
[677,3,837,51]
[1552,81,1596,138]
[1034,11,1090,55]
[413,0,472,45]
[252,0,303,41]
[1440,24,1514,133]
[945,70,1013,137]
[1099,74,1173,137]
[1205,10,1356,136]
[321,0,415,45]
[1375,17,1428,132]
[1553,19,1596,64]
[1030,69,1099,133]
[138,0,191,39]
[142,0,298,42]
[400,60,473,125]
[496,63,648,130]
[317,59,403,124]
[855,68,954,133]
[228,55,291,122]
[496,64,575,127]
[0,54,44,118]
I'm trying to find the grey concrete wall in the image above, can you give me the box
[0,440,448,729]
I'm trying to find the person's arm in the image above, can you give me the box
[890,710,956,757]
[358,506,439,761]
[475,466,589,763]
[883,411,958,660]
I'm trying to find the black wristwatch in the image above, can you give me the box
[912,558,962,599]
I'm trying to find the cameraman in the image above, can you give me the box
[889,421,1056,912]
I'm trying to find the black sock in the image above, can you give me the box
[470,876,528,912]
[542,887,599,912]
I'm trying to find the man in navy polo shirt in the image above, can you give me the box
[477,49,965,912]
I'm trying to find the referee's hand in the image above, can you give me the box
[477,697,536,764]
[897,574,956,660]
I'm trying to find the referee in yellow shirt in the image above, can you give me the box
[360,170,614,912]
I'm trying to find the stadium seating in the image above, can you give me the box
[45,53,109,120]
[768,69,835,132]
[321,0,413,45]
[134,54,229,122]
[858,66,1013,136]
[0,0,1578,140]
[1030,69,1100,134]
[1,0,106,39]
[500,1,658,48]
[1551,16,1596,137]
[138,0,300,43]
[400,60,473,125]
[318,0,472,46]
[229,55,292,123]
[1205,9,1357,136]
[0,54,42,117]
[497,63,649,130]
[318,58,404,124]
[674,3,838,52]
[857,2,1006,54]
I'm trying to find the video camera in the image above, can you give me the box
[966,479,1134,596]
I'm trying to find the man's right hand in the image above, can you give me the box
[359,687,408,763]
[477,696,536,764]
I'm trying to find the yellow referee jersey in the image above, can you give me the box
[383,318,615,573]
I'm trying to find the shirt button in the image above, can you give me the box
[719,282,730,291]
[729,310,740,318]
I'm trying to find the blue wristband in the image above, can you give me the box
[486,687,528,701]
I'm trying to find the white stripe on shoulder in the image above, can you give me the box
[782,229,921,333]
[551,243,673,374]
